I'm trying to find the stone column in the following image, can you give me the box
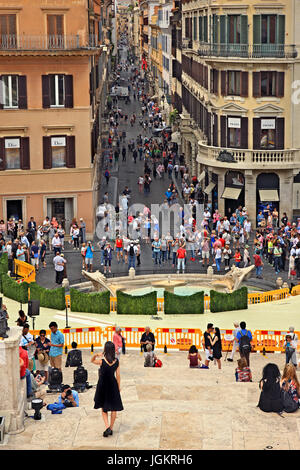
[214,168,225,215]
[279,170,294,221]
[191,142,197,176]
[244,170,256,226]
[0,327,25,434]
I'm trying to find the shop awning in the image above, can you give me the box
[221,187,242,200]
[259,189,279,202]
[204,182,216,194]
[198,171,206,182]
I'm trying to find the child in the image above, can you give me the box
[81,243,87,269]
[243,245,250,268]
[223,244,232,271]
[234,249,242,267]
[65,342,83,367]
[284,335,295,365]
[144,343,157,367]
[235,357,252,382]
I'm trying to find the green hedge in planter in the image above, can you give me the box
[29,283,65,310]
[210,287,248,313]
[70,288,110,314]
[0,253,8,291]
[164,291,204,314]
[1,274,29,303]
[116,290,157,315]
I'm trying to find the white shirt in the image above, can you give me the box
[53,255,65,272]
[52,236,62,247]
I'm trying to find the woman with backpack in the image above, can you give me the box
[258,363,283,413]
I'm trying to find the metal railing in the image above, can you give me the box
[0,34,101,51]
[197,43,297,59]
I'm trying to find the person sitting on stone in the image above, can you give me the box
[144,343,157,367]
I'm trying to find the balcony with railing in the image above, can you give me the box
[0,34,101,53]
[197,142,300,170]
[197,43,297,60]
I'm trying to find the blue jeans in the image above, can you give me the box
[215,257,221,272]
[274,257,281,273]
[21,369,32,398]
[100,249,105,265]
[256,266,263,277]
[161,251,167,262]
[128,255,136,269]
[154,251,161,265]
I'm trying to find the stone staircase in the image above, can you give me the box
[3,350,300,450]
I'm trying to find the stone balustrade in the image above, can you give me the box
[197,141,300,170]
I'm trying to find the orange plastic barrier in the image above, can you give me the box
[155,327,202,350]
[29,327,103,350]
[248,288,289,304]
[14,259,36,283]
[219,329,235,352]
[65,295,71,308]
[110,297,117,312]
[157,298,164,312]
[291,285,300,296]
[204,295,210,311]
[103,325,146,348]
[254,330,300,353]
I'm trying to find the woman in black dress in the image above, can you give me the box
[91,341,123,437]
[209,327,222,369]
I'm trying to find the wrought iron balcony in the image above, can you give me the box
[197,43,297,59]
[0,34,101,51]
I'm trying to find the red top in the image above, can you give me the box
[188,353,199,367]
[177,248,186,259]
[116,239,123,248]
[19,346,28,378]
[254,254,262,267]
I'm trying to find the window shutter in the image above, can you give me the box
[253,118,261,149]
[42,75,50,108]
[212,69,218,94]
[18,75,27,109]
[0,138,5,170]
[220,16,226,44]
[276,118,284,149]
[199,16,202,41]
[253,72,261,98]
[240,15,248,45]
[253,15,261,44]
[203,15,208,42]
[276,72,284,98]
[241,72,248,97]
[241,118,248,149]
[277,15,285,44]
[43,136,52,169]
[220,116,227,147]
[20,137,30,170]
[66,135,76,168]
[212,15,218,43]
[213,113,218,147]
[221,71,227,95]
[65,75,74,108]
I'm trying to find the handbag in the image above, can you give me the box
[281,389,299,413]
[154,358,162,368]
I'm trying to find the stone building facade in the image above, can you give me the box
[178,0,300,224]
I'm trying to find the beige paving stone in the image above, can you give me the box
[244,432,290,450]
[160,412,203,450]
[73,414,121,448]
[232,431,245,450]
[116,413,161,449]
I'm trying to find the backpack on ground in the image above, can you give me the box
[154,358,162,368]
[66,349,82,367]
[239,330,251,354]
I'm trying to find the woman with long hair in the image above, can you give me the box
[91,341,123,437]
[209,327,222,369]
[280,363,300,406]
[258,363,283,413]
